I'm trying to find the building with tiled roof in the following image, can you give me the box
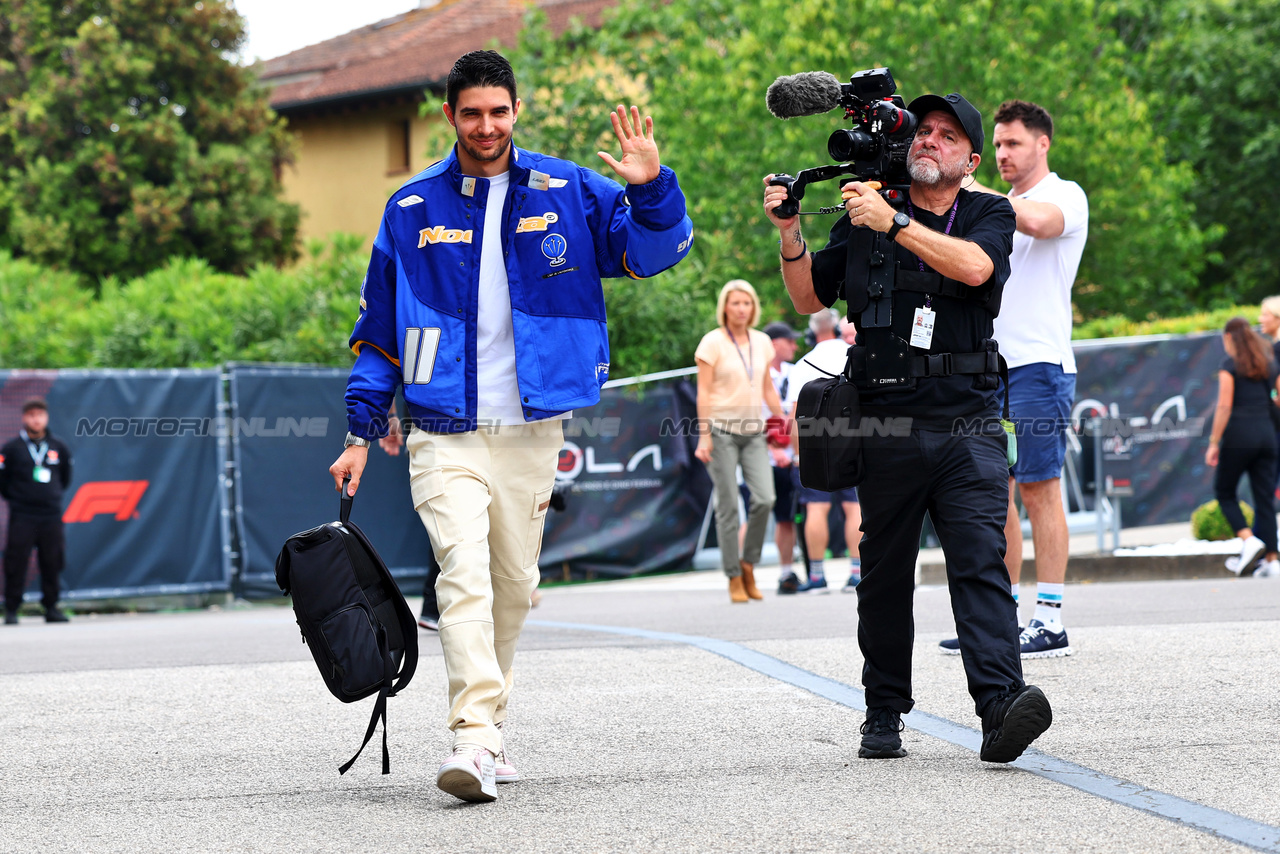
[257,0,614,244]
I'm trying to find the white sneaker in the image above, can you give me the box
[494,721,519,783]
[1255,559,1280,578]
[436,745,497,802]
[1238,536,1266,576]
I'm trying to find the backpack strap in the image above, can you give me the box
[340,477,353,524]
[338,624,396,775]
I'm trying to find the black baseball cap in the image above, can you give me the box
[906,92,984,155]
[762,322,798,340]
[21,398,48,414]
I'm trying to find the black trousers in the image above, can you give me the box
[3,514,65,611]
[855,429,1024,717]
[1214,417,1278,552]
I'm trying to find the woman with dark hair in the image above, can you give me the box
[1206,316,1280,577]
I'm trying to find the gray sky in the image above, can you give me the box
[231,0,418,64]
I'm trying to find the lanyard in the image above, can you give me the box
[723,328,754,382]
[21,430,48,467]
[905,197,960,273]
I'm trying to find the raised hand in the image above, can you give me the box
[598,105,661,185]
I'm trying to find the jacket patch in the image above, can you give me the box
[549,178,568,188]
[397,194,425,207]
[528,170,551,191]
[418,226,474,248]
[516,212,560,233]
[541,234,568,267]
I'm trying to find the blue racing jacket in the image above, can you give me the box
[345,144,694,435]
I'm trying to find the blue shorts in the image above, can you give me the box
[772,464,796,523]
[792,465,859,505]
[1007,362,1076,483]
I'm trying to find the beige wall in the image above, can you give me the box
[280,105,452,247]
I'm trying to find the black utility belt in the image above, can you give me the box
[843,343,1000,390]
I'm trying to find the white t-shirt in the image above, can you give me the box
[474,172,566,424]
[784,338,849,410]
[475,172,522,421]
[991,172,1089,373]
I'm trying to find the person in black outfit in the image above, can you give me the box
[762,92,1052,762]
[1,399,74,624]
[1205,317,1280,578]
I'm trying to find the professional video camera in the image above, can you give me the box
[767,67,917,218]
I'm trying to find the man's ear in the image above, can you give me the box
[967,152,981,174]
[442,102,456,129]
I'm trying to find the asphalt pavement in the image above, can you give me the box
[2,564,1279,853]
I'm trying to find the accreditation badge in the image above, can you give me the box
[909,306,936,349]
[33,465,52,483]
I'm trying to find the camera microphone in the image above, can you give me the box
[766,71,844,119]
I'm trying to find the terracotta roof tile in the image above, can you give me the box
[259,0,615,112]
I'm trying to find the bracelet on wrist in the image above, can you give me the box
[780,238,807,263]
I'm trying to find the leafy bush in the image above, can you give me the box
[1075,307,1256,341]
[0,236,366,369]
[1190,499,1254,541]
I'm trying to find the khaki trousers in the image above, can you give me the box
[707,427,775,575]
[407,421,563,754]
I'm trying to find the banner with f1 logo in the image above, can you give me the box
[0,368,229,601]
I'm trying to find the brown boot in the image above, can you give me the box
[740,560,764,600]
[728,574,749,603]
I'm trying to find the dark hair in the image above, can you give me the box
[1224,316,1273,381]
[994,99,1054,141]
[21,398,48,414]
[445,50,517,112]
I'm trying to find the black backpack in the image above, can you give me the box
[275,480,418,775]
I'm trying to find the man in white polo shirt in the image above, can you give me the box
[941,99,1088,659]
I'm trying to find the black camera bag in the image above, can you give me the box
[795,369,865,492]
[275,480,417,775]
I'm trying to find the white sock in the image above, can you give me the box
[1033,582,1064,630]
[809,559,825,582]
[849,558,861,579]
[1011,582,1020,602]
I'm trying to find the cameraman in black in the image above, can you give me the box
[762,93,1052,763]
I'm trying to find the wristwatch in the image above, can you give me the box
[887,211,911,242]
[344,432,371,448]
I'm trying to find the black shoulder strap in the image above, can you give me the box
[339,625,393,776]
[340,477,353,524]
[338,480,419,694]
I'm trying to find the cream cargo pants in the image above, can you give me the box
[407,421,562,754]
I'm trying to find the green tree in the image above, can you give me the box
[1109,0,1280,304]
[0,0,299,280]
[505,0,1215,368]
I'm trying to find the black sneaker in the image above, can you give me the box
[858,706,908,758]
[44,607,70,623]
[938,637,961,655]
[980,685,1052,763]
[4,610,18,626]
[777,572,802,595]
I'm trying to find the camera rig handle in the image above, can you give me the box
[771,166,909,218]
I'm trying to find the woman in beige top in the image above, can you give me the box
[694,279,785,603]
